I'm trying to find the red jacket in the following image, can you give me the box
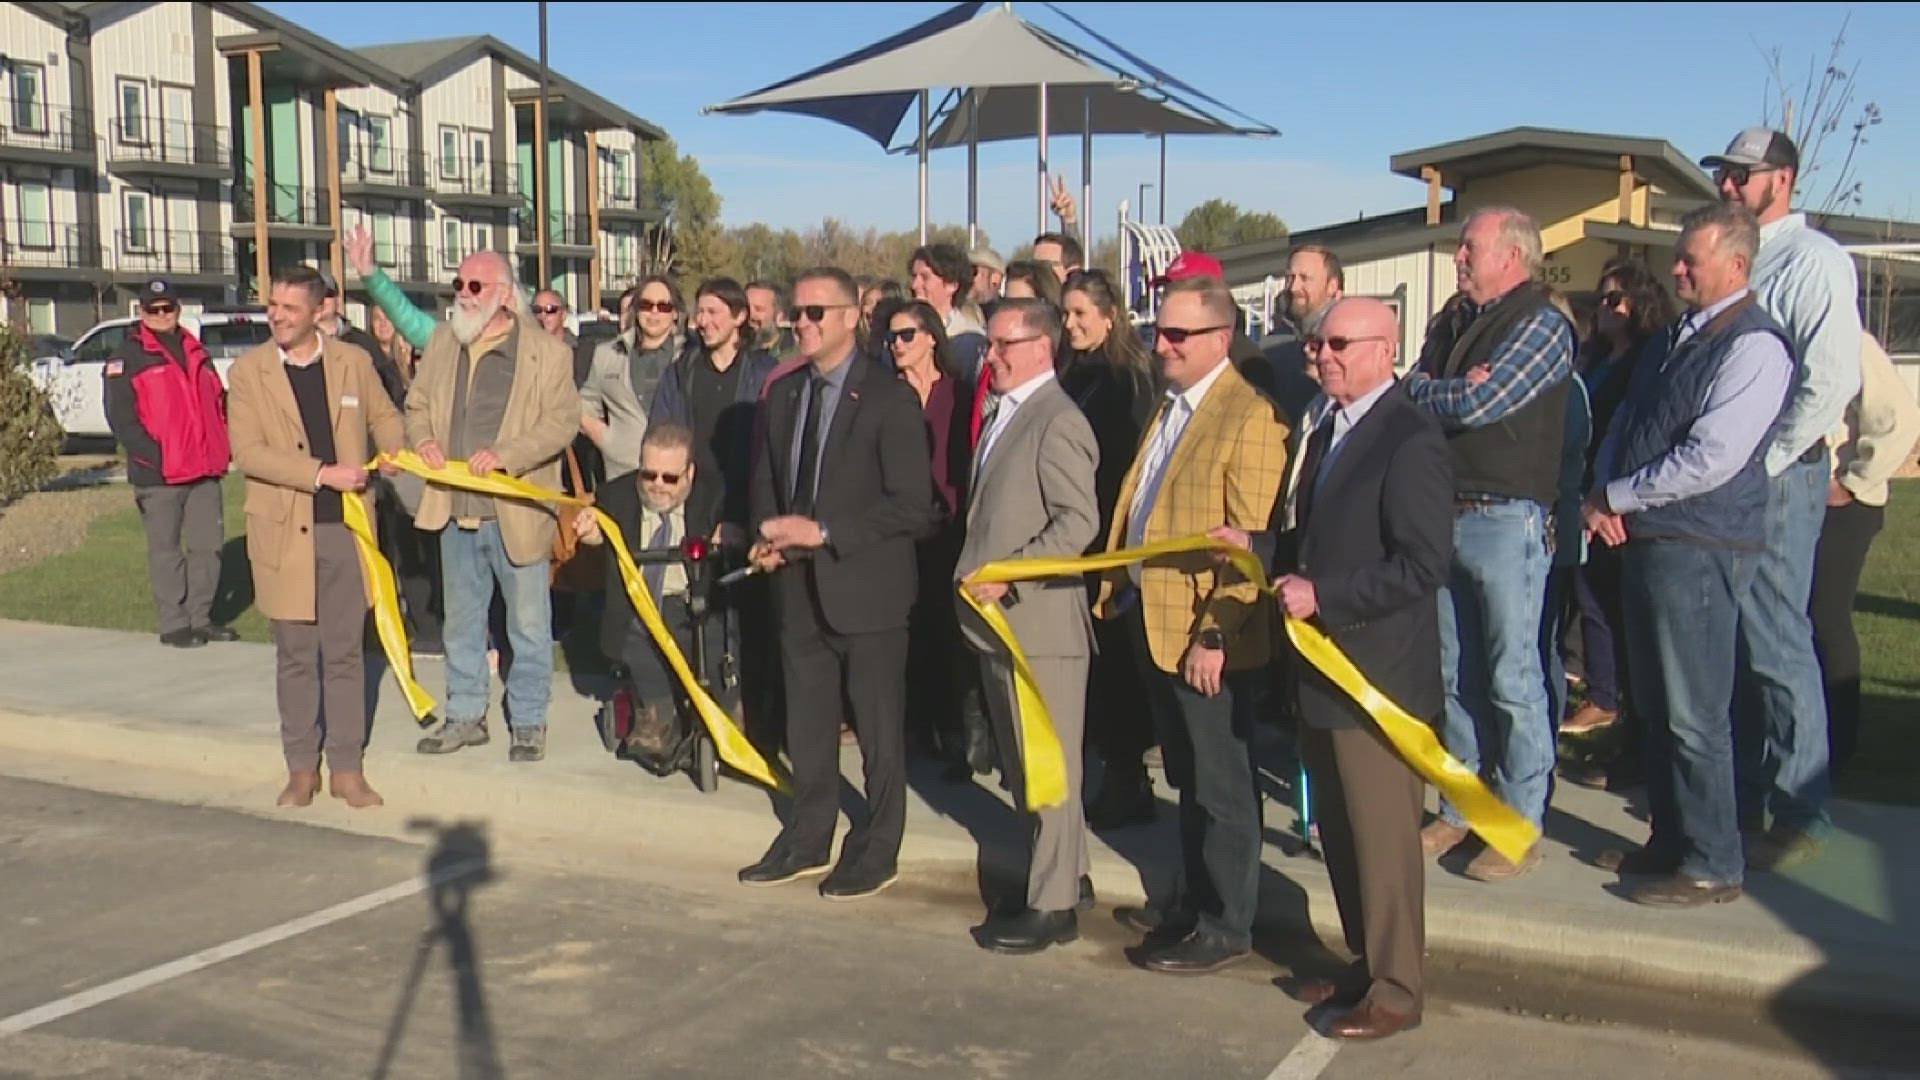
[103,324,231,487]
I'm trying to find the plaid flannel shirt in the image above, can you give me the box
[1407,305,1574,429]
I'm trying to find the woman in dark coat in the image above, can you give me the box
[1059,269,1162,828]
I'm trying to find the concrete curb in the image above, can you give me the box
[4,700,1912,1017]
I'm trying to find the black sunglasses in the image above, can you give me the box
[451,277,495,295]
[531,304,565,316]
[1154,323,1231,345]
[1600,290,1629,308]
[787,303,855,325]
[638,469,683,484]
[1314,334,1389,354]
[143,303,178,315]
[633,300,676,314]
[1714,164,1778,187]
[885,327,922,345]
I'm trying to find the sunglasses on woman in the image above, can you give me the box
[633,300,676,314]
[1154,323,1230,345]
[638,469,683,484]
[1600,291,1629,308]
[885,328,922,346]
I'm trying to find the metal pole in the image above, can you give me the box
[536,0,550,292]
[917,88,929,245]
[1138,183,1152,222]
[1079,91,1092,253]
[966,92,978,249]
[1036,83,1049,236]
[1158,132,1167,224]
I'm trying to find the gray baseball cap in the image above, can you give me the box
[1700,127,1800,171]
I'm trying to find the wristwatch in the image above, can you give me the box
[817,522,832,549]
[1196,628,1226,651]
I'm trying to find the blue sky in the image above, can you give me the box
[267,1,1920,251]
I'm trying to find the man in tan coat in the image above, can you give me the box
[229,266,405,809]
[405,250,580,762]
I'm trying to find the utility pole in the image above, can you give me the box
[535,1,550,292]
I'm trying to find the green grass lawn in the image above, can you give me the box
[0,475,1913,803]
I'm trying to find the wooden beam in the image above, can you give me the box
[1422,165,1442,226]
[534,94,548,292]
[1618,154,1634,225]
[247,48,268,303]
[324,87,342,284]
[585,128,600,312]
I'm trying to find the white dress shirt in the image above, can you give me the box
[975,368,1055,471]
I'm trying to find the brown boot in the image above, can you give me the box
[1419,818,1469,859]
[277,770,322,808]
[1561,702,1618,735]
[328,770,385,809]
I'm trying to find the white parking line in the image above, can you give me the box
[1264,1030,1342,1080]
[0,859,484,1037]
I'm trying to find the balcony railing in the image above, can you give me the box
[0,99,95,157]
[516,210,594,248]
[111,229,234,277]
[342,147,429,190]
[431,156,515,201]
[372,246,432,284]
[600,178,670,216]
[106,117,231,169]
[0,223,102,269]
[232,182,332,228]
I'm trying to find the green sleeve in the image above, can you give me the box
[365,268,437,351]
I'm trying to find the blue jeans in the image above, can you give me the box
[1437,499,1554,830]
[1733,457,1832,836]
[1623,540,1754,885]
[441,521,553,730]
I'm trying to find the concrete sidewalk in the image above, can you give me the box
[0,618,1913,1016]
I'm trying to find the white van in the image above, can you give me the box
[32,312,272,442]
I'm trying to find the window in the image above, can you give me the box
[17,182,52,248]
[11,62,46,133]
[367,116,392,174]
[472,224,490,252]
[439,125,459,178]
[200,321,272,359]
[25,299,55,335]
[611,150,630,200]
[373,210,396,267]
[124,191,152,250]
[73,324,128,363]
[469,132,489,186]
[118,79,148,145]
[336,107,358,172]
[441,217,460,268]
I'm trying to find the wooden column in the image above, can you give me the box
[1617,154,1635,225]
[247,49,268,302]
[1422,165,1442,226]
[534,95,549,291]
[324,87,342,279]
[585,128,600,311]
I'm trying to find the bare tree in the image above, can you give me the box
[1756,14,1884,215]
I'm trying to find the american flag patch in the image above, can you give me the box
[104,361,123,376]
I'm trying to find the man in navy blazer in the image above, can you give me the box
[1217,297,1453,1041]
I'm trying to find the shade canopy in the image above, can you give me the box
[902,83,1257,152]
[704,5,1121,147]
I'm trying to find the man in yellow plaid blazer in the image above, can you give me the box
[1096,275,1289,975]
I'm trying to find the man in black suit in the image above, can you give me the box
[741,266,937,900]
[1217,297,1453,1041]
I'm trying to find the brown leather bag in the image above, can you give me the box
[550,448,605,592]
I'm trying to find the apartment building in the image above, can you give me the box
[0,2,665,338]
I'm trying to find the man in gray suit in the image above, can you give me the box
[958,298,1102,954]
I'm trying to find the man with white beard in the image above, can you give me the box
[405,249,580,762]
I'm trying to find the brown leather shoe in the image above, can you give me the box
[276,770,321,808]
[328,771,385,809]
[1325,1000,1421,1040]
[1420,819,1469,859]
[1561,702,1618,735]
[1464,843,1542,881]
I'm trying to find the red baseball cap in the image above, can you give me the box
[1151,251,1224,287]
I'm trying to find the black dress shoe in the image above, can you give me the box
[1114,904,1195,939]
[737,848,831,887]
[195,624,240,642]
[976,908,1078,954]
[819,863,898,901]
[1325,1000,1421,1040]
[159,628,206,648]
[1627,873,1743,907]
[1130,930,1251,975]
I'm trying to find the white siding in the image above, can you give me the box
[0,7,71,111]
[421,57,495,140]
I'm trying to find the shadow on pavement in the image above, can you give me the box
[210,536,253,627]
[371,819,502,1080]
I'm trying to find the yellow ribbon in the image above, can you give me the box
[345,451,785,793]
[962,534,1540,864]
